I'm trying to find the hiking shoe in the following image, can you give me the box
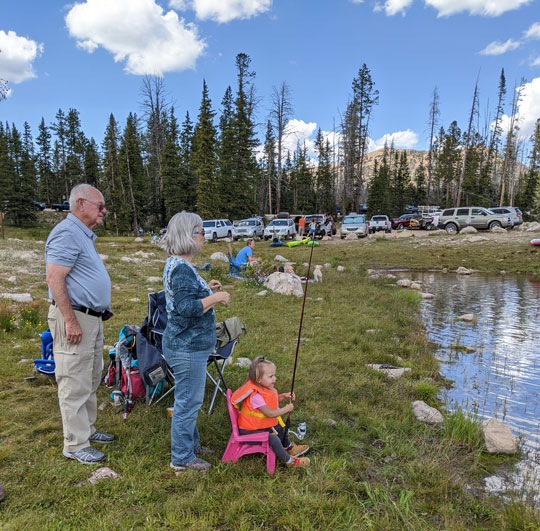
[287,442,310,458]
[170,457,211,472]
[195,445,214,455]
[286,457,310,468]
[89,430,115,444]
[62,446,106,464]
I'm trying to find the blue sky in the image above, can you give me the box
[1,0,539,157]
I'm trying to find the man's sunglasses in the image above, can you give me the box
[81,198,106,211]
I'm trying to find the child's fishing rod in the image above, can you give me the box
[289,229,317,398]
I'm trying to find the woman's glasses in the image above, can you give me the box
[193,229,206,236]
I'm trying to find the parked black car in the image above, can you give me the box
[31,201,46,211]
[51,200,70,212]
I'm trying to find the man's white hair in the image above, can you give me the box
[69,184,98,211]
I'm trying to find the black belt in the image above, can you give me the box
[51,300,103,318]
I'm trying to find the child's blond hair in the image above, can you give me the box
[248,356,275,384]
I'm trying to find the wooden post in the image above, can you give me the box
[0,212,4,240]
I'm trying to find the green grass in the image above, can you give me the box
[0,230,539,529]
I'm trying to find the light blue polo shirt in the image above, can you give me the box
[235,245,253,266]
[45,213,111,311]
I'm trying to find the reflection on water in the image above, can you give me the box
[402,271,540,447]
[400,271,540,503]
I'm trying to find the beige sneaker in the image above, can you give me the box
[286,456,310,468]
[287,442,310,457]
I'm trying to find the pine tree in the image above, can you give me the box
[229,53,258,218]
[84,138,101,188]
[270,82,293,213]
[217,86,236,215]
[262,120,276,214]
[390,151,410,216]
[162,107,183,219]
[292,143,314,213]
[516,118,540,214]
[367,147,390,216]
[413,163,427,206]
[432,122,462,207]
[179,112,196,211]
[192,80,218,218]
[118,113,145,233]
[65,108,86,188]
[314,128,335,214]
[50,109,69,200]
[101,114,121,234]
[36,118,57,205]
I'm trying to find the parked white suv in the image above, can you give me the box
[264,218,296,240]
[203,219,233,242]
[368,215,391,234]
[233,218,264,240]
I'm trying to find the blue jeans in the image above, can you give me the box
[164,347,212,465]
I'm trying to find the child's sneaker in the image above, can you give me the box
[287,442,310,457]
[286,456,310,468]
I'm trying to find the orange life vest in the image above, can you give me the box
[230,380,279,430]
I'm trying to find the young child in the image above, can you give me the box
[231,357,310,468]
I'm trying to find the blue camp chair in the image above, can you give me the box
[227,253,243,275]
[34,330,55,376]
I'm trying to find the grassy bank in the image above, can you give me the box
[0,229,539,529]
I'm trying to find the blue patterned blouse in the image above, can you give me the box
[162,256,216,353]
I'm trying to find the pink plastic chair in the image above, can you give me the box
[221,389,276,474]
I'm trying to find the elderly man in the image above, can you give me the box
[46,184,113,464]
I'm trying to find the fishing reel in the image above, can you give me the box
[288,422,308,440]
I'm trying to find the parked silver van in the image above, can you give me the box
[439,207,512,233]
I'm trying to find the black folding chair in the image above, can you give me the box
[205,340,238,414]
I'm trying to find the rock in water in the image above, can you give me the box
[456,266,473,275]
[482,418,517,454]
[458,314,475,322]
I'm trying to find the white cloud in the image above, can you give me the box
[425,0,531,17]
[0,30,43,84]
[282,119,318,155]
[524,22,540,40]
[369,129,419,151]
[497,77,540,142]
[65,0,206,76]
[479,38,520,55]
[374,0,414,16]
[190,0,272,23]
[531,56,540,67]
[169,0,189,9]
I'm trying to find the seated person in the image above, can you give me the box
[284,265,307,282]
[235,239,260,266]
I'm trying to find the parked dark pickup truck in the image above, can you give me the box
[51,200,70,212]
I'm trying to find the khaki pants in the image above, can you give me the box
[48,305,104,453]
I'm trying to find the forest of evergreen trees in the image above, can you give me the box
[1,54,539,233]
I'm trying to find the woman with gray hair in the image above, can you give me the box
[161,211,230,471]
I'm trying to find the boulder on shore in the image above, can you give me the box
[460,226,477,234]
[263,272,303,297]
[210,252,229,263]
[366,364,411,379]
[397,279,412,287]
[482,418,517,454]
[0,293,33,303]
[412,400,444,424]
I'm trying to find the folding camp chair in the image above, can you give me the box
[34,330,55,377]
[227,253,243,275]
[206,340,238,414]
[222,389,276,474]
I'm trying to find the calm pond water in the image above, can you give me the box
[397,270,540,502]
[398,271,540,447]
